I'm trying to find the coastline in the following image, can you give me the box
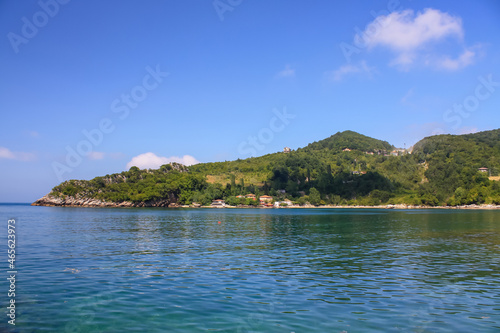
[31,195,500,210]
[200,204,500,210]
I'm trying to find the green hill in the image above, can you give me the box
[33,129,500,207]
[411,129,500,205]
[303,130,394,152]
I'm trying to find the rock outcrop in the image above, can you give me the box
[32,194,177,208]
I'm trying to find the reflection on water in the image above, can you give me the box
[1,206,500,332]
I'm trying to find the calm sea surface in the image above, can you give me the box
[1,204,499,332]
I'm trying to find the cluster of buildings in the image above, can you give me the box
[235,194,274,207]
[211,194,294,208]
[342,148,409,156]
[209,150,492,209]
[363,149,407,156]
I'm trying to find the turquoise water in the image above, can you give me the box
[1,204,500,332]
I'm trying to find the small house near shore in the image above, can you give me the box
[211,199,226,207]
[245,194,257,200]
[259,195,273,202]
[274,200,293,207]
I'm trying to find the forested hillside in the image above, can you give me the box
[412,129,500,205]
[36,129,500,207]
[303,130,394,152]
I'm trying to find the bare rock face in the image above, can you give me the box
[32,195,63,206]
[31,194,177,208]
[31,194,130,207]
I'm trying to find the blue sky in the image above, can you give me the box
[1,0,500,202]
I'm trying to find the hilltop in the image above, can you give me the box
[33,129,500,208]
[302,130,394,152]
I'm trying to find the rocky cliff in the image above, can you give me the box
[32,193,180,208]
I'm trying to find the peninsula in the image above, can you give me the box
[33,129,500,208]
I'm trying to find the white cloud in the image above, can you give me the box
[87,151,105,160]
[328,61,375,81]
[0,147,15,159]
[276,65,295,78]
[360,8,463,52]
[0,147,35,161]
[356,8,477,70]
[436,48,476,71]
[126,152,200,170]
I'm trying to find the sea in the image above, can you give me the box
[1,203,499,332]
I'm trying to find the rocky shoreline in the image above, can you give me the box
[31,194,181,208]
[32,195,500,210]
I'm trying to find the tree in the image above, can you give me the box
[230,174,236,188]
[262,181,269,194]
[309,187,321,206]
[454,187,467,205]
[129,166,140,172]
[225,196,239,206]
[271,167,289,190]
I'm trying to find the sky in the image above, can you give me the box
[1,0,500,202]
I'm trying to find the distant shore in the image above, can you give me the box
[199,204,500,210]
[32,195,500,210]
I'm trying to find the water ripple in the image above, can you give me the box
[1,206,499,332]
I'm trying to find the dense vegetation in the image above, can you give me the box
[303,130,394,153]
[411,129,500,205]
[48,129,500,206]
